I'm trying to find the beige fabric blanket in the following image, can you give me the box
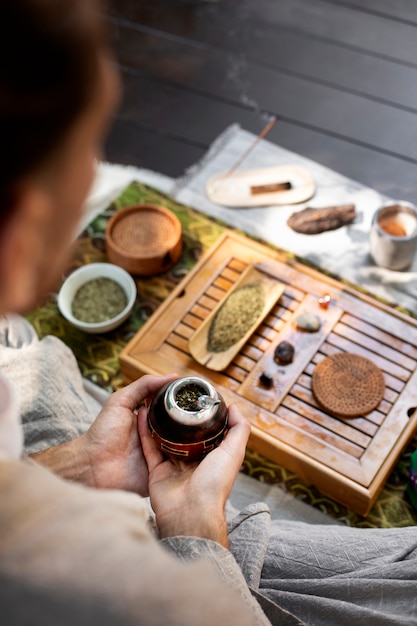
[0,315,96,454]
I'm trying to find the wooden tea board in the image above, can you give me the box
[120,231,417,515]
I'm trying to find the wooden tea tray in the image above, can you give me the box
[120,231,417,515]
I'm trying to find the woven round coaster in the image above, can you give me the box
[312,353,385,417]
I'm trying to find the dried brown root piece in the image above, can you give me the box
[287,204,356,234]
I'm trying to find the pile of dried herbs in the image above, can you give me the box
[207,283,265,353]
[175,384,205,410]
[71,277,128,323]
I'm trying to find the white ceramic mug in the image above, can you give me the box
[369,201,417,270]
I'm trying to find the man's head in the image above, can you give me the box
[0,0,119,313]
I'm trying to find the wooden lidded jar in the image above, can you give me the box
[147,376,228,461]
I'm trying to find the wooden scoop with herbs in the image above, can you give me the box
[189,264,285,371]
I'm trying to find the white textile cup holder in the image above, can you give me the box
[370,201,417,271]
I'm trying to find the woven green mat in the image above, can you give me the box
[27,181,417,529]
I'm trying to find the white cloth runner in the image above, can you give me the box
[172,124,417,312]
[90,125,417,312]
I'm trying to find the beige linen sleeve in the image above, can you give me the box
[0,459,271,626]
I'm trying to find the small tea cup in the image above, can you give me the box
[369,201,417,270]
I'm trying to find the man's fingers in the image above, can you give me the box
[218,404,251,466]
[110,374,178,410]
[137,406,166,470]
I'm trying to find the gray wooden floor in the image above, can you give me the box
[104,0,417,203]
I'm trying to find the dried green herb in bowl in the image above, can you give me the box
[71,277,127,323]
[58,262,136,334]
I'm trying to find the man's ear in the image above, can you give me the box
[0,187,52,313]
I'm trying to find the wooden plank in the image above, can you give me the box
[248,0,417,65]
[244,25,417,113]
[109,22,417,162]
[239,344,263,362]
[218,266,241,283]
[193,296,216,313]
[115,65,264,146]
[232,354,257,373]
[255,405,366,464]
[337,0,417,22]
[341,313,417,360]
[166,332,190,354]
[280,292,304,309]
[182,313,201,330]
[107,0,417,68]
[262,315,287,334]
[173,323,194,341]
[281,391,373,447]
[332,321,416,371]
[294,375,380,437]
[246,334,271,353]
[104,117,204,178]
[228,258,247,272]
[205,284,227,301]
[212,275,235,291]
[326,333,411,381]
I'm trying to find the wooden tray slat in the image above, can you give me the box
[342,313,417,360]
[282,392,373,448]
[237,344,263,363]
[333,322,416,372]
[182,313,201,330]
[120,231,417,515]
[194,296,217,313]
[259,405,366,462]
[326,333,411,381]
[293,377,379,437]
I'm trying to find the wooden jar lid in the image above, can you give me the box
[312,352,385,417]
[106,204,182,276]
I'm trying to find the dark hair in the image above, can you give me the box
[0,0,109,214]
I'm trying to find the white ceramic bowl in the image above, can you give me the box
[58,263,137,333]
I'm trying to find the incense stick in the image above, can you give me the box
[221,116,278,179]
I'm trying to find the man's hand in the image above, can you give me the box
[32,373,177,496]
[138,404,251,548]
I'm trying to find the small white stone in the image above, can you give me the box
[294,313,321,332]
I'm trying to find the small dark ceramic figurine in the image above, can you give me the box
[147,376,228,461]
